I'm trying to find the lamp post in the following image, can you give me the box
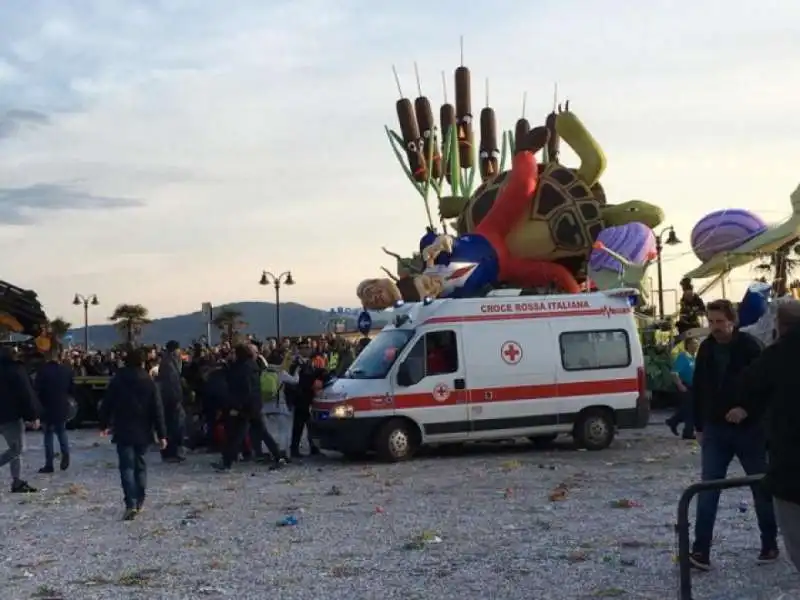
[72,293,99,350]
[258,271,295,341]
[655,226,681,319]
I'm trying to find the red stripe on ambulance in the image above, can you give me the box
[327,377,639,412]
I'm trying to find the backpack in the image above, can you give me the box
[259,369,281,405]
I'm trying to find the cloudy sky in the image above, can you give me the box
[1,0,799,326]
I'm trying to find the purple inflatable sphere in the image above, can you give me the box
[589,223,656,274]
[690,209,767,263]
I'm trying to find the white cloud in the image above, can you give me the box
[0,0,798,325]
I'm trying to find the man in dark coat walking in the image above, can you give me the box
[213,344,284,471]
[690,299,778,570]
[35,349,75,473]
[99,348,168,521]
[156,340,185,462]
[739,299,800,572]
[289,341,323,459]
[0,347,40,493]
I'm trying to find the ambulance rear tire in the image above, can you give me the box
[374,419,418,462]
[574,409,615,451]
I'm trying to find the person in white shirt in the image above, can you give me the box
[262,352,298,461]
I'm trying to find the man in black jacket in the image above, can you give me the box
[690,299,778,570]
[289,341,322,459]
[35,349,75,473]
[0,347,40,493]
[738,299,800,571]
[99,348,168,521]
[156,340,186,462]
[213,344,283,471]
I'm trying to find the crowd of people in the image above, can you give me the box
[0,334,362,520]
[1,299,800,578]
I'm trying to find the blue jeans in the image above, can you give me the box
[43,422,69,468]
[116,444,147,510]
[668,389,695,437]
[693,423,778,555]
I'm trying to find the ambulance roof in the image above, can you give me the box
[384,289,638,330]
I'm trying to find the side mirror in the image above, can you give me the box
[397,362,412,387]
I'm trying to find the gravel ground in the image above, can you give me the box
[1,412,798,600]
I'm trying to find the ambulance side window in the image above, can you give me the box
[559,329,631,371]
[399,330,459,386]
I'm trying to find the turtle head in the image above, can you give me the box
[601,200,664,229]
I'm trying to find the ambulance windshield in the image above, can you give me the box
[342,329,413,379]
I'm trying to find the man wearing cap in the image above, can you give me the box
[156,340,185,462]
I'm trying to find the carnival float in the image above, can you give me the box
[357,48,665,310]
[356,41,800,348]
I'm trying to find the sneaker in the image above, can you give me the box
[10,480,37,493]
[757,547,780,564]
[122,508,137,521]
[135,499,145,513]
[60,455,70,471]
[689,551,711,571]
[682,434,696,440]
[163,456,185,464]
[38,465,54,474]
[269,458,287,471]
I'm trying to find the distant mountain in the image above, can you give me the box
[66,302,390,348]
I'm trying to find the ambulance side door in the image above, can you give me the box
[392,327,470,442]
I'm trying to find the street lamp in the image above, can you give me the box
[655,227,681,319]
[258,271,295,340]
[72,293,99,350]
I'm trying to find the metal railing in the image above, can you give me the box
[676,474,765,600]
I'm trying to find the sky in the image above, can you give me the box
[1,0,799,327]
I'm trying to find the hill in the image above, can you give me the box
[66,302,389,348]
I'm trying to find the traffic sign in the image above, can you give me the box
[357,311,372,335]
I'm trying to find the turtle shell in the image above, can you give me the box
[457,165,606,238]
[534,165,604,252]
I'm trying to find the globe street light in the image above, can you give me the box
[258,271,294,341]
[655,227,681,319]
[72,293,99,350]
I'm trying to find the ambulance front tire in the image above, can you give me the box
[373,418,420,462]
[573,408,615,451]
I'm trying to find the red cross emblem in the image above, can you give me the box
[432,383,451,402]
[501,341,522,365]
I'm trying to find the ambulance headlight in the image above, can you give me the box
[331,404,354,419]
[423,296,434,305]
[627,295,638,307]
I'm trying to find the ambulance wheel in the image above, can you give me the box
[528,434,558,449]
[374,419,418,462]
[574,409,615,451]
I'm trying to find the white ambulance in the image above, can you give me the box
[309,288,649,461]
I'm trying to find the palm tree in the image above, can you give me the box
[212,307,246,343]
[755,242,800,296]
[109,303,152,346]
[48,317,72,344]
